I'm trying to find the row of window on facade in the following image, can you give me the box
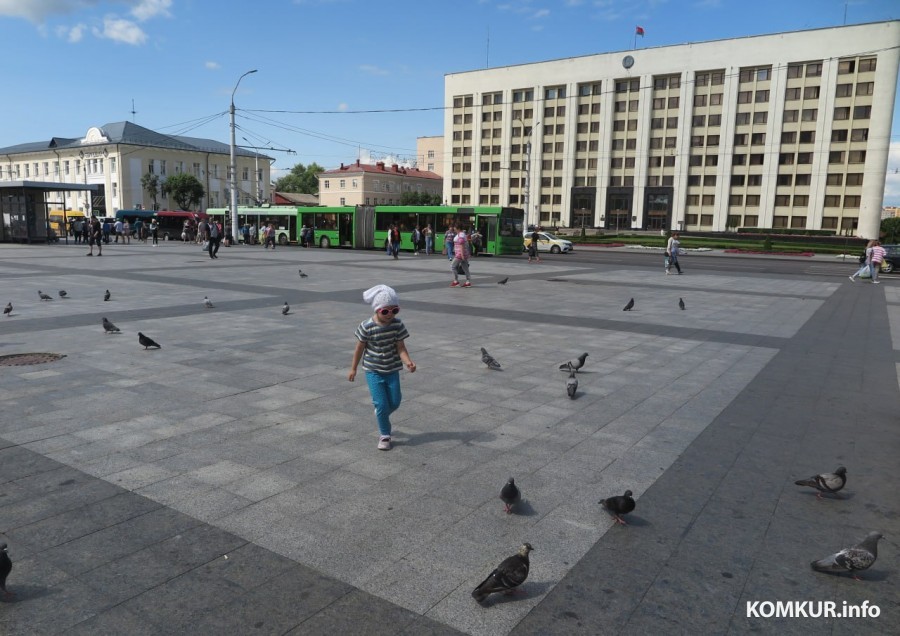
[452,58,877,111]
[1,157,116,180]
[322,179,435,194]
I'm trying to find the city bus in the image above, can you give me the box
[372,206,524,255]
[206,206,299,244]
[296,206,374,249]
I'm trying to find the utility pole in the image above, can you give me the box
[230,69,257,241]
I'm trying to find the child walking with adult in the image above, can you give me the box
[849,240,885,284]
[666,232,683,274]
[348,285,416,451]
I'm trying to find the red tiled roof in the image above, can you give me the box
[319,160,441,180]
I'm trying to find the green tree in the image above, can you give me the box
[140,173,160,210]
[881,217,900,244]
[162,173,206,211]
[274,162,324,194]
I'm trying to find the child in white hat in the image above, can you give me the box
[348,285,416,450]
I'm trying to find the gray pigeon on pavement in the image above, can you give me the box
[500,477,521,514]
[623,298,634,311]
[472,543,533,603]
[566,368,578,398]
[38,290,53,301]
[282,302,290,315]
[3,302,11,317]
[678,297,685,310]
[58,290,68,298]
[0,542,12,598]
[795,466,847,499]
[299,270,308,278]
[102,317,120,334]
[811,531,882,580]
[104,290,111,301]
[204,296,214,309]
[600,490,635,525]
[481,347,502,370]
[497,277,509,285]
[559,352,588,372]
[138,332,161,349]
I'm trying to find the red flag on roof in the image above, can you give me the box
[636,26,645,36]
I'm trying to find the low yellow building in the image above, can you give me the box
[318,160,442,207]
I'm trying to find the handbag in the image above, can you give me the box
[859,267,871,279]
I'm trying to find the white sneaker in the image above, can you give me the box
[378,436,392,451]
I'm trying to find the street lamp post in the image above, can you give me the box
[230,69,257,243]
[515,118,540,229]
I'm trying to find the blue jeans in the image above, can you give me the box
[426,236,434,254]
[365,370,401,437]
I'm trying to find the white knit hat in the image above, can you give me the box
[363,284,399,311]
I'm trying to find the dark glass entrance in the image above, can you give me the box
[605,188,632,231]
[643,188,673,230]
[570,187,595,228]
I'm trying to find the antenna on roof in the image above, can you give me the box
[130,99,137,122]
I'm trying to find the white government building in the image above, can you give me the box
[443,20,899,238]
[0,121,272,217]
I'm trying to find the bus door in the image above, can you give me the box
[476,215,498,255]
[338,212,353,246]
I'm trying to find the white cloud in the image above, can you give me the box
[130,0,172,21]
[56,22,86,41]
[205,61,220,69]
[93,16,147,45]
[337,102,349,111]
[359,64,388,76]
[532,8,550,18]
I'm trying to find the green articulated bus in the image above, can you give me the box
[295,205,524,255]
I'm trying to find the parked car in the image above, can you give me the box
[523,231,574,254]
[880,244,900,273]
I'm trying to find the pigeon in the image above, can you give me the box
[58,290,68,298]
[678,297,685,310]
[204,296,214,309]
[623,298,634,311]
[600,490,636,525]
[795,466,847,500]
[0,543,12,598]
[559,352,588,373]
[481,347,502,370]
[811,531,882,580]
[3,303,11,317]
[566,368,578,398]
[138,332,161,349]
[103,290,111,302]
[38,290,53,301]
[500,478,521,514]
[102,317,120,334]
[282,302,290,315]
[298,269,303,276]
[472,543,533,603]
[299,271,308,279]
[497,277,509,285]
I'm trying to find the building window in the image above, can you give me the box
[843,195,861,208]
[793,195,808,207]
[858,58,876,72]
[838,60,856,75]
[806,62,823,77]
[324,180,330,189]
[785,87,801,101]
[242,167,249,180]
[801,109,818,122]
[799,130,815,144]
[826,173,843,186]
[835,83,852,98]
[853,105,871,119]
[787,64,803,79]
[755,90,769,103]
[848,150,866,164]
[751,133,765,145]
[803,86,820,100]
[147,160,155,174]
[846,173,864,186]
[782,131,797,144]
[824,195,841,207]
[160,160,166,176]
[783,110,799,123]
[775,195,791,207]
[834,107,850,120]
[828,151,845,164]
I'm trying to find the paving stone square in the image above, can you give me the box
[1,242,898,635]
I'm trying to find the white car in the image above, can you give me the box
[523,231,574,254]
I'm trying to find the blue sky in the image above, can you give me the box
[0,0,898,203]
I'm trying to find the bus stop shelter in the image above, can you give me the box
[0,181,98,244]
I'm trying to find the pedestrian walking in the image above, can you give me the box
[445,225,456,261]
[666,232,683,275]
[86,215,102,256]
[424,224,434,255]
[150,219,159,246]
[389,224,400,259]
[208,219,221,259]
[527,227,541,263]
[122,220,131,244]
[412,226,421,256]
[134,219,144,242]
[73,218,84,244]
[450,226,472,287]
[849,240,875,282]
[348,285,416,451]
[265,223,276,249]
[114,218,124,243]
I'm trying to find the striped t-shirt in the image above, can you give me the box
[355,318,409,373]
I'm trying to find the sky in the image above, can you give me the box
[0,0,898,203]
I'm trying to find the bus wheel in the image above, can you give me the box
[320,236,331,249]
[278,233,288,245]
